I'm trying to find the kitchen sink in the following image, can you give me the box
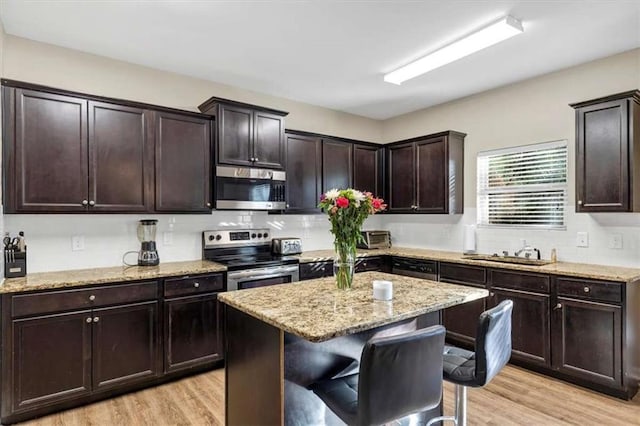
[462,254,554,266]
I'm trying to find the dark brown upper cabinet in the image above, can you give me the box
[199,97,287,170]
[322,139,353,192]
[571,90,640,212]
[88,101,152,212]
[2,80,214,214]
[6,88,90,212]
[353,144,383,197]
[155,111,212,212]
[284,133,322,213]
[386,131,465,214]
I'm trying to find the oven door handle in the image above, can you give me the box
[227,266,299,280]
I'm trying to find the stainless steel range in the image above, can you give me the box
[202,229,299,291]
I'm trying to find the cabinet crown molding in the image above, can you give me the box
[570,89,640,109]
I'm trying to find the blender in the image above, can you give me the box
[124,219,159,266]
[137,219,159,266]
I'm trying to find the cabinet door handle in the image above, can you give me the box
[206,202,211,208]
[89,200,95,206]
[86,317,92,323]
[254,157,259,162]
[93,316,100,323]
[286,204,290,208]
[554,303,563,310]
[250,157,255,162]
[490,292,495,297]
[578,200,583,205]
[583,286,590,293]
[89,295,96,301]
[194,282,200,288]
[82,200,89,206]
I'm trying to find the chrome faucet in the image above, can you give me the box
[514,243,541,259]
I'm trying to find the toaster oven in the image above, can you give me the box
[357,231,391,249]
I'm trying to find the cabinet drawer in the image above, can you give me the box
[164,273,224,298]
[12,281,159,318]
[300,262,333,280]
[355,256,383,273]
[556,277,622,304]
[490,269,550,293]
[440,262,486,285]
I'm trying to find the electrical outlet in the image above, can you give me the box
[608,233,623,249]
[71,235,85,251]
[163,232,174,246]
[576,232,589,248]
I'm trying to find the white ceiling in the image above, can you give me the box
[1,1,639,120]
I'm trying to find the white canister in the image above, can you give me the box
[373,280,393,301]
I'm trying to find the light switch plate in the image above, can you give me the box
[576,232,589,247]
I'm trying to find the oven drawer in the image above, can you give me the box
[164,273,225,298]
[12,281,159,318]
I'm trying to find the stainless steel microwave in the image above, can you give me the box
[215,166,286,210]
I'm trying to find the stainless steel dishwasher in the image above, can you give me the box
[391,257,438,280]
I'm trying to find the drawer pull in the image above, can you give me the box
[194,282,200,288]
[490,292,495,297]
[86,317,92,323]
[89,295,96,301]
[554,303,563,310]
[93,316,100,323]
[583,286,590,293]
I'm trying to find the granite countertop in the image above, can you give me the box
[218,271,488,342]
[296,247,640,283]
[0,260,227,294]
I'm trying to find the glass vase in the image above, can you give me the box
[333,250,355,290]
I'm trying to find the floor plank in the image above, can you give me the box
[19,365,640,425]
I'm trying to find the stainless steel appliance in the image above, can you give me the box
[203,228,299,291]
[215,166,286,210]
[271,237,302,255]
[391,257,437,280]
[357,230,392,249]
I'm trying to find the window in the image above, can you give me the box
[477,140,568,229]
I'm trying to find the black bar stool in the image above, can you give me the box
[428,299,513,426]
[310,325,446,426]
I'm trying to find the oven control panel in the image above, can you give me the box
[203,229,271,247]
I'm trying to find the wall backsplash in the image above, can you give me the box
[4,212,382,273]
[383,208,640,268]
[4,208,639,273]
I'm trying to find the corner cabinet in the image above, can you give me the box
[199,97,288,170]
[2,80,213,214]
[572,90,640,212]
[386,131,465,214]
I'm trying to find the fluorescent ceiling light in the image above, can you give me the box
[384,15,524,85]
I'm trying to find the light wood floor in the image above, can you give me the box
[19,365,640,425]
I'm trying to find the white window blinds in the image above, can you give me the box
[477,140,568,229]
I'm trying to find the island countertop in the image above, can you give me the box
[218,271,488,342]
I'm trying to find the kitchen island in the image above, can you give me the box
[218,271,488,425]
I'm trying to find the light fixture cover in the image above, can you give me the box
[384,15,524,85]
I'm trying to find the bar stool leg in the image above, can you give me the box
[455,385,467,426]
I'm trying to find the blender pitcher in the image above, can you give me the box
[123,219,159,266]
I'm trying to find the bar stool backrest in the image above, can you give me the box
[474,300,513,386]
[357,325,446,425]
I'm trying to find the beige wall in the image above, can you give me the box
[2,36,383,142]
[383,48,640,207]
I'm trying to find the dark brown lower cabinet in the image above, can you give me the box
[489,288,550,367]
[11,310,93,412]
[552,297,622,387]
[92,301,160,390]
[442,296,485,346]
[164,294,222,373]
